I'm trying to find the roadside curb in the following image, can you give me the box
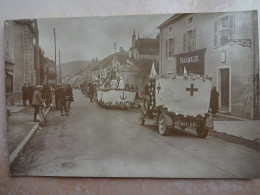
[9,107,51,169]
[209,130,260,152]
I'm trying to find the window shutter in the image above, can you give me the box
[192,28,196,51]
[229,14,234,41]
[214,21,218,47]
[183,33,186,52]
[165,40,168,58]
[172,37,175,56]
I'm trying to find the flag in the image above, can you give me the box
[150,61,157,78]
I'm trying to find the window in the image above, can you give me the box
[214,14,234,48]
[188,16,193,25]
[166,37,175,58]
[183,28,196,52]
[168,26,172,33]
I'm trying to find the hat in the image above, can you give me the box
[36,85,42,89]
[120,77,123,79]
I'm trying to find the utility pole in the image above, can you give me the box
[59,49,62,84]
[54,28,57,84]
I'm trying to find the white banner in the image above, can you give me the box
[97,90,136,103]
[155,77,212,116]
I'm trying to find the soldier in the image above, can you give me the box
[22,83,28,106]
[27,83,34,106]
[55,84,61,110]
[57,85,70,116]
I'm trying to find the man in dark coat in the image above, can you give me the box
[210,86,219,116]
[22,83,28,106]
[57,85,70,116]
[27,83,34,106]
[65,84,73,109]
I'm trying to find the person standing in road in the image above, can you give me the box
[22,83,28,106]
[58,85,70,116]
[210,86,219,116]
[32,85,43,122]
[66,84,73,109]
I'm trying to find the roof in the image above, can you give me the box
[157,14,187,29]
[132,38,159,55]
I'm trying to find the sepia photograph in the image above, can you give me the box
[4,11,260,178]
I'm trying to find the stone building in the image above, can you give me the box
[4,21,15,107]
[5,19,40,104]
[157,11,259,119]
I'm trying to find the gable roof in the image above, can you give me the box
[132,38,159,55]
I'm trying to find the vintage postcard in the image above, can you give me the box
[4,11,260,178]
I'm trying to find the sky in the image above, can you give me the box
[38,14,172,63]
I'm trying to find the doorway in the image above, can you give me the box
[221,68,229,108]
[217,66,231,113]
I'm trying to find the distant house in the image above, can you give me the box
[129,30,160,61]
[129,30,160,88]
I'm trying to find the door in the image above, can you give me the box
[221,68,229,108]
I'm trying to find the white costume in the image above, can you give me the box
[118,77,125,89]
[110,79,118,89]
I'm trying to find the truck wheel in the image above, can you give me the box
[196,122,209,138]
[139,110,145,125]
[158,113,169,136]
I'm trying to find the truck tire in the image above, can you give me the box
[139,109,145,125]
[196,121,209,138]
[158,112,169,136]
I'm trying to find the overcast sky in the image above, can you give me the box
[38,14,172,63]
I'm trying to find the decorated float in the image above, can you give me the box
[139,73,214,138]
[96,88,136,109]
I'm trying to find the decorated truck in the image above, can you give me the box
[139,74,214,138]
[96,89,137,109]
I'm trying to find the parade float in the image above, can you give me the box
[96,88,136,109]
[138,73,214,138]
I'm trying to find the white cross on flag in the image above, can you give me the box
[155,77,212,116]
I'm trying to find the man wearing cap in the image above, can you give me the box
[32,85,43,122]
[22,83,28,106]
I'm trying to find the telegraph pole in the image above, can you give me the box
[59,49,62,84]
[54,28,57,84]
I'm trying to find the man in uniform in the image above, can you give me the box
[22,83,28,106]
[57,85,70,116]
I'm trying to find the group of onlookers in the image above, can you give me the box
[21,83,74,121]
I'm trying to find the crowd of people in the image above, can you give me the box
[22,83,74,122]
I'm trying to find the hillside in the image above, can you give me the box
[61,60,91,77]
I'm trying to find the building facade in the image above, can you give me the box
[158,11,259,119]
[7,20,40,103]
[4,21,15,107]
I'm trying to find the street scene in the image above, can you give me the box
[4,11,260,178]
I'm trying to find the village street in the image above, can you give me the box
[11,89,260,178]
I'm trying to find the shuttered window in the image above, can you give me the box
[214,14,235,48]
[183,29,196,52]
